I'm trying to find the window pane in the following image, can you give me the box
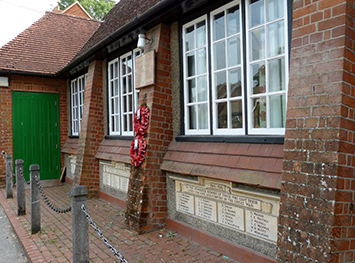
[268,58,285,92]
[187,53,195,76]
[270,95,286,128]
[218,102,228,128]
[122,58,126,75]
[114,80,118,96]
[128,75,132,92]
[188,79,196,103]
[111,116,115,132]
[122,77,127,93]
[214,12,225,41]
[111,98,114,114]
[123,95,127,111]
[128,114,133,131]
[188,105,196,129]
[123,115,127,131]
[197,76,207,102]
[115,115,119,132]
[228,36,241,67]
[186,26,195,51]
[227,5,240,36]
[267,21,285,57]
[214,42,226,70]
[128,94,133,111]
[216,71,227,99]
[251,63,266,94]
[198,104,208,129]
[127,56,132,73]
[230,68,242,97]
[196,21,206,48]
[252,97,266,128]
[249,0,265,28]
[267,0,284,21]
[231,100,243,128]
[250,28,265,61]
[197,48,207,74]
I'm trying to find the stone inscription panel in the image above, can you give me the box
[245,210,277,242]
[218,203,244,231]
[175,180,279,243]
[195,197,217,222]
[181,184,261,210]
[101,162,130,193]
[176,192,194,214]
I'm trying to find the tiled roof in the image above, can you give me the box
[76,0,163,57]
[161,141,284,190]
[95,139,131,164]
[0,12,100,75]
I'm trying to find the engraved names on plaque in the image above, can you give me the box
[218,203,244,230]
[176,192,194,214]
[246,210,277,242]
[195,197,217,222]
[175,180,279,243]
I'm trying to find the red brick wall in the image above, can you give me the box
[277,0,355,262]
[125,23,173,233]
[0,75,67,185]
[73,60,104,196]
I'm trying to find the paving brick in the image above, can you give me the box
[0,183,238,263]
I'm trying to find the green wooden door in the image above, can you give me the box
[12,91,61,180]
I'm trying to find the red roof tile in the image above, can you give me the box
[95,139,131,164]
[162,141,285,190]
[0,12,100,75]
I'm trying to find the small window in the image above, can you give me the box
[108,49,143,136]
[182,0,289,136]
[70,74,87,136]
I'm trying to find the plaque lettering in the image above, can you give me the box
[176,192,194,214]
[218,203,245,231]
[245,210,277,242]
[195,197,217,222]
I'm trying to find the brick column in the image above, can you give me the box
[73,60,104,196]
[125,24,173,233]
[277,1,355,262]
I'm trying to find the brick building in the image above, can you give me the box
[1,0,355,262]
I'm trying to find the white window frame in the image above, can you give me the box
[108,48,143,136]
[182,0,289,136]
[210,0,245,135]
[70,74,87,136]
[182,15,211,135]
[246,0,289,135]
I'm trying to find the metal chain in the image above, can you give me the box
[18,169,30,185]
[33,175,72,214]
[81,204,128,263]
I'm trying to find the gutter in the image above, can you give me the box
[0,69,57,78]
[56,0,180,77]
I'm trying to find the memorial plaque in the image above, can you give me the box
[120,177,129,193]
[195,197,217,222]
[218,203,245,231]
[176,192,194,214]
[103,172,111,186]
[111,175,120,189]
[246,210,278,242]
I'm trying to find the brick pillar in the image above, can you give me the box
[277,1,355,262]
[74,60,104,196]
[125,24,173,233]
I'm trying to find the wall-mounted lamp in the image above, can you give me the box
[137,33,152,50]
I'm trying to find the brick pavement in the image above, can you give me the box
[0,182,238,262]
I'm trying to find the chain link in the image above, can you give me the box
[18,168,30,185]
[81,204,128,263]
[33,175,72,214]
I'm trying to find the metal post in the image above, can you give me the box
[71,185,89,263]
[5,154,13,199]
[30,164,40,234]
[16,159,26,216]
